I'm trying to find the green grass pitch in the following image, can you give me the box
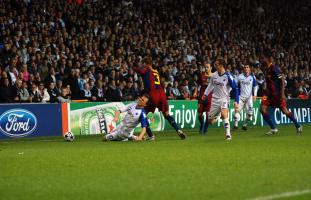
[0,125,311,200]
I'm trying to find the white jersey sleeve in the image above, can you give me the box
[119,103,136,113]
[252,75,258,97]
[204,74,214,96]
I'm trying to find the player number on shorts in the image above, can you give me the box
[153,73,160,85]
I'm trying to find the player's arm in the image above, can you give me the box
[113,104,132,122]
[273,66,286,99]
[136,127,147,141]
[113,110,121,122]
[197,73,202,85]
[236,76,241,96]
[227,74,239,109]
[136,111,150,141]
[132,63,148,74]
[202,77,213,100]
[252,75,258,100]
[280,76,286,99]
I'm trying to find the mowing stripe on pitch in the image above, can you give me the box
[248,189,311,200]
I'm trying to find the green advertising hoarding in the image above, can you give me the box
[167,100,262,130]
[69,100,262,135]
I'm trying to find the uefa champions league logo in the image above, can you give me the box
[0,109,38,138]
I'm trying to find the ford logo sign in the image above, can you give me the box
[0,109,38,138]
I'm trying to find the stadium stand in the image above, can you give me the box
[0,0,310,103]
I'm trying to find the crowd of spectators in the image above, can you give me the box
[0,0,310,103]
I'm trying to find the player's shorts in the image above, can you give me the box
[145,89,168,114]
[237,96,253,115]
[208,98,229,119]
[261,96,287,108]
[198,93,212,113]
[105,123,134,141]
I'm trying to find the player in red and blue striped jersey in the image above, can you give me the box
[133,57,186,140]
[260,50,302,135]
[197,63,213,134]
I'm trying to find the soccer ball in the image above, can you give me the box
[64,131,75,142]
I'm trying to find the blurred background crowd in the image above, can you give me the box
[0,0,310,103]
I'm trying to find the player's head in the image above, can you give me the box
[205,63,212,73]
[243,64,251,75]
[260,49,273,67]
[142,56,152,67]
[214,58,226,72]
[136,94,150,107]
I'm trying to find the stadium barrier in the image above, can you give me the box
[0,104,64,139]
[268,99,311,126]
[64,99,311,136]
[1,99,310,138]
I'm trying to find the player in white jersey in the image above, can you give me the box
[103,94,151,141]
[233,64,258,130]
[202,58,239,140]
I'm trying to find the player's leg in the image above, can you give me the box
[160,92,186,139]
[161,102,179,132]
[207,99,221,124]
[202,109,209,134]
[203,93,213,134]
[220,100,231,140]
[260,99,277,134]
[279,105,302,134]
[145,126,154,139]
[163,110,186,139]
[242,97,253,130]
[145,101,156,139]
[120,127,136,141]
[198,103,204,134]
[234,97,245,129]
[103,127,122,141]
[144,114,155,140]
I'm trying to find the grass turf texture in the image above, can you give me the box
[0,125,311,200]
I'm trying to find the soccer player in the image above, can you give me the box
[103,94,151,141]
[202,58,239,140]
[133,57,186,140]
[197,63,213,134]
[233,64,258,130]
[260,50,302,135]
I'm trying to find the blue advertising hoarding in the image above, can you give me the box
[267,99,311,126]
[0,104,63,139]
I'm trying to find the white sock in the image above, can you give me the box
[244,114,252,126]
[234,119,238,127]
[234,112,240,127]
[223,118,230,135]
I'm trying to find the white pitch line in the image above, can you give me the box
[248,189,311,200]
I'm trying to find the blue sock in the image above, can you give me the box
[203,115,209,133]
[262,113,276,129]
[146,126,153,137]
[286,112,300,129]
[165,115,179,132]
[198,115,204,132]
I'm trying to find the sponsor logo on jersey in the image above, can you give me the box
[214,81,225,86]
